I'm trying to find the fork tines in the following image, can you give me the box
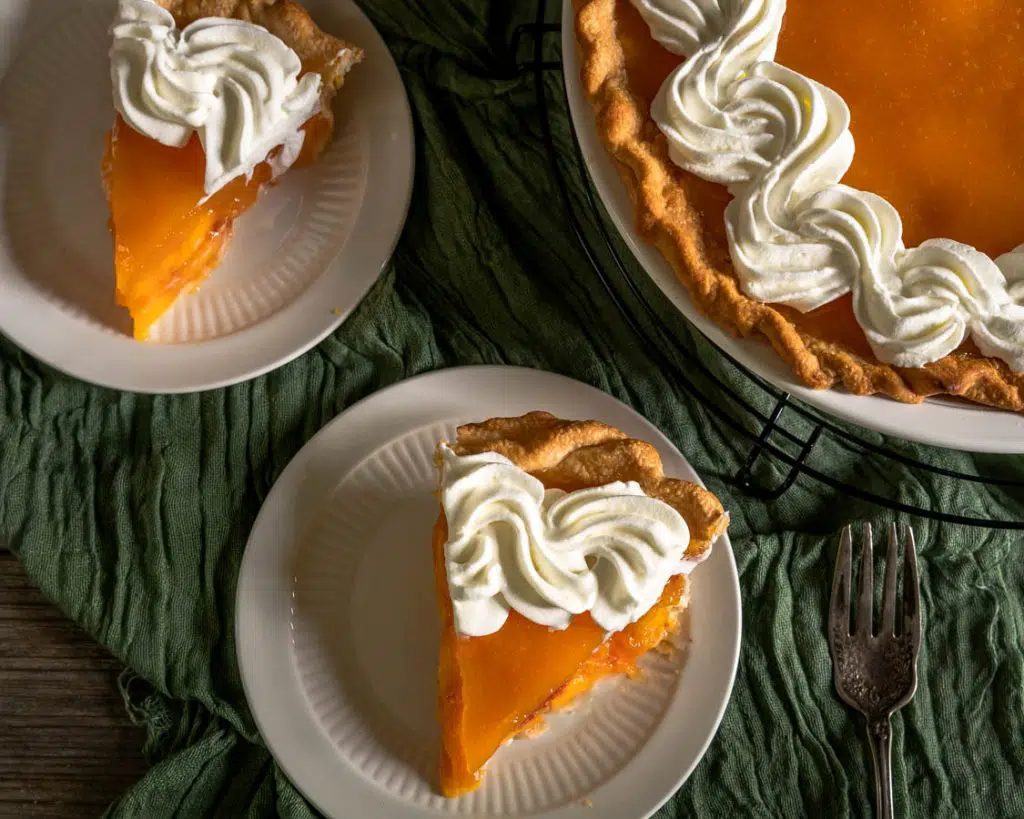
[830,522,920,640]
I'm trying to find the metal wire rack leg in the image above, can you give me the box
[734,396,823,501]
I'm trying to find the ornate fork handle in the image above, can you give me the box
[866,715,893,819]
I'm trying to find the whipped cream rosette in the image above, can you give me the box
[110,0,322,196]
[438,443,704,637]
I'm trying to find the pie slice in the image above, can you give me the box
[432,411,728,796]
[574,0,1024,410]
[102,0,363,340]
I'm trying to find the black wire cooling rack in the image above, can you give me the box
[508,0,1024,529]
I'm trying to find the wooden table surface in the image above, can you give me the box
[0,548,148,819]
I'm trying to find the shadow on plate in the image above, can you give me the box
[0,0,131,335]
[291,490,443,787]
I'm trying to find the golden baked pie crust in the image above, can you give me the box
[450,411,727,555]
[573,0,1024,411]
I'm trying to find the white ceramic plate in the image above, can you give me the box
[561,2,1024,453]
[236,366,741,819]
[0,0,413,393]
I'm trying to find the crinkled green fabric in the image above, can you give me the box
[3,1,1024,817]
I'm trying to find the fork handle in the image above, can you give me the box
[866,715,894,819]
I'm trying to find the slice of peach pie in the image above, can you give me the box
[103,0,362,340]
[432,412,728,796]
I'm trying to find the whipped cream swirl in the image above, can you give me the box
[439,444,703,637]
[632,0,1024,370]
[110,0,322,196]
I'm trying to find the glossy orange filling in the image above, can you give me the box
[615,0,1024,360]
[102,112,332,340]
[102,118,266,340]
[778,0,1024,258]
[433,513,685,797]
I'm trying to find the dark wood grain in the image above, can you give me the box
[0,547,148,818]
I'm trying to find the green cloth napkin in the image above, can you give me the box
[3,1,1024,816]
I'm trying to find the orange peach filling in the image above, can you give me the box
[103,111,331,340]
[433,511,686,796]
[779,0,1024,258]
[104,118,269,340]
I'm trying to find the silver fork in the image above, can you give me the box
[828,523,922,819]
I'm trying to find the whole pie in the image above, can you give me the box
[103,0,362,340]
[574,0,1024,410]
[432,411,728,796]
